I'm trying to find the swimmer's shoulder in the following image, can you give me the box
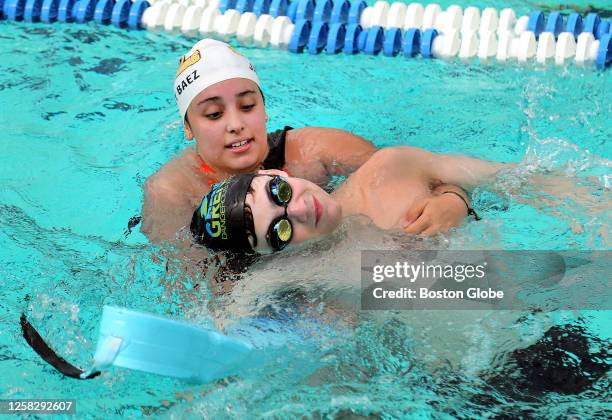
[284,127,376,180]
[356,147,429,179]
[142,150,214,241]
[368,146,431,165]
[145,148,214,201]
[285,127,374,150]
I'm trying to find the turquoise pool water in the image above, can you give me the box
[1,0,611,417]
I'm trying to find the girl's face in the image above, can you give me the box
[185,78,268,175]
[245,171,343,253]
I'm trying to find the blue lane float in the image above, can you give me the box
[421,28,438,58]
[343,23,362,55]
[93,0,113,25]
[110,0,129,28]
[357,26,368,51]
[2,1,610,71]
[268,0,285,18]
[23,0,43,22]
[307,21,328,54]
[527,11,544,38]
[57,0,74,22]
[326,22,345,54]
[4,0,26,21]
[347,0,365,25]
[286,0,297,20]
[295,0,313,22]
[330,0,348,25]
[383,27,402,57]
[253,0,271,17]
[288,18,311,53]
[218,0,237,14]
[597,21,611,40]
[313,0,331,24]
[363,25,383,55]
[566,13,583,38]
[544,11,563,38]
[235,0,254,14]
[596,33,612,70]
[402,28,421,57]
[74,0,96,23]
[584,13,600,37]
[127,0,147,29]
[40,0,58,23]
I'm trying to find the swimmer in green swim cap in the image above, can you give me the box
[192,146,509,253]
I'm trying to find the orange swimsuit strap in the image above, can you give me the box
[199,161,290,185]
[199,162,219,186]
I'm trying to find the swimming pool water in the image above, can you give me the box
[1,0,611,417]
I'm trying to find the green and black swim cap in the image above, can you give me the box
[191,174,256,253]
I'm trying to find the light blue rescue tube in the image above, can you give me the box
[81,306,253,383]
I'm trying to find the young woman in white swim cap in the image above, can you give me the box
[142,39,471,243]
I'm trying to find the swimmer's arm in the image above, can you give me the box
[397,146,512,189]
[141,175,196,244]
[286,128,376,179]
[403,184,471,235]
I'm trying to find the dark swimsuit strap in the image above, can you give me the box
[262,126,293,170]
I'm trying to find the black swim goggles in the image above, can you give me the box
[266,176,293,251]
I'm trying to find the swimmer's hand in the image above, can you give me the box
[402,193,468,236]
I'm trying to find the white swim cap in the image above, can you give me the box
[174,39,260,121]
